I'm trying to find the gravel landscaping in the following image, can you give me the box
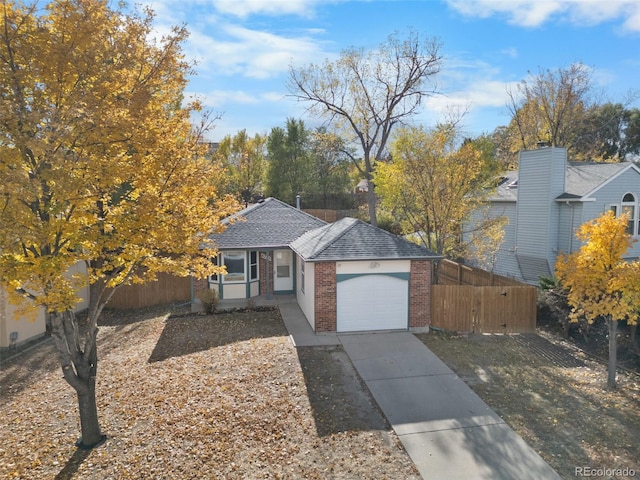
[0,306,419,480]
[418,330,640,480]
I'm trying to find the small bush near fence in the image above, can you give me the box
[199,289,219,314]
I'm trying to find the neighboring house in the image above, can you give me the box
[467,147,640,284]
[0,262,90,350]
[355,179,369,193]
[195,197,440,333]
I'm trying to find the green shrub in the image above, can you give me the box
[199,288,219,314]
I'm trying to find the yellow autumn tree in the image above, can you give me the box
[375,124,506,260]
[555,211,640,389]
[215,129,267,205]
[0,0,238,447]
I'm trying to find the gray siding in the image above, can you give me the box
[581,167,640,259]
[556,202,583,258]
[490,203,522,279]
[515,148,567,282]
[464,202,522,280]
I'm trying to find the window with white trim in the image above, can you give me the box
[621,193,637,236]
[222,251,246,282]
[300,261,305,293]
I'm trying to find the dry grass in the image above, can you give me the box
[418,330,640,480]
[0,306,418,480]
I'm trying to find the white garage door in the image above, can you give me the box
[337,274,408,332]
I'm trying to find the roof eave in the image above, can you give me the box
[554,196,596,202]
[216,243,292,250]
[299,254,443,263]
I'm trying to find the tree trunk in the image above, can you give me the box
[77,381,104,449]
[367,179,377,227]
[607,317,617,389]
[630,323,639,355]
[50,310,105,448]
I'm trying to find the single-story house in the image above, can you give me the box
[465,147,640,284]
[194,197,441,333]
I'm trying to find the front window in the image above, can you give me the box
[209,256,219,283]
[300,261,305,293]
[621,193,637,236]
[250,251,258,281]
[222,251,245,282]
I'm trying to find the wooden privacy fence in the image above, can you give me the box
[106,273,191,310]
[436,258,526,287]
[431,285,537,333]
[431,260,537,333]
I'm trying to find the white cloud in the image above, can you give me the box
[187,89,289,109]
[501,47,519,58]
[215,25,327,77]
[161,18,330,79]
[212,0,324,18]
[426,80,518,112]
[187,90,259,109]
[445,0,640,31]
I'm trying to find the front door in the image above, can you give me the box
[273,249,293,292]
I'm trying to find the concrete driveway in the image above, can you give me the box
[242,296,561,479]
[338,332,561,480]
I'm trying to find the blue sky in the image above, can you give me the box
[141,0,640,142]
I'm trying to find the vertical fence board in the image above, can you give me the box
[106,273,191,310]
[431,260,537,334]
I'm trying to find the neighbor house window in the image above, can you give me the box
[222,251,245,282]
[300,261,305,293]
[621,193,637,236]
[250,251,258,281]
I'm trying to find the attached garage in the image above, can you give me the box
[291,217,441,333]
[337,273,409,332]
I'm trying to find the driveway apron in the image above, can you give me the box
[338,332,562,480]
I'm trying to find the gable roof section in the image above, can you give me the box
[490,162,640,203]
[565,162,640,198]
[212,197,326,249]
[290,217,441,262]
[561,162,640,200]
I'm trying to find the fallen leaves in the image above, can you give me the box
[419,330,640,479]
[1,306,418,479]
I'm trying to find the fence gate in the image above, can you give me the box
[431,285,537,334]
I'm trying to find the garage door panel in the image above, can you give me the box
[337,275,408,332]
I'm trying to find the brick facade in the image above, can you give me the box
[258,253,274,296]
[314,262,336,332]
[192,276,209,302]
[409,259,432,331]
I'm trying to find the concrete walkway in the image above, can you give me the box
[221,296,561,479]
[339,332,561,480]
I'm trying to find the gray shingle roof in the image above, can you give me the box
[490,162,639,202]
[564,162,634,198]
[211,197,326,249]
[489,171,519,202]
[290,217,441,262]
